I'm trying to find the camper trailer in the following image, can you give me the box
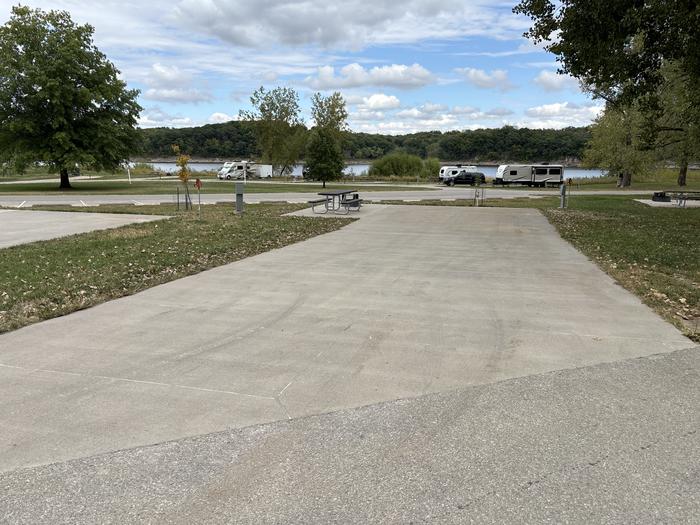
[217,161,273,180]
[494,164,564,187]
[439,165,478,181]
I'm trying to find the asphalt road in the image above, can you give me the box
[2,346,698,524]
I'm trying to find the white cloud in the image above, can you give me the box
[456,68,513,90]
[452,105,479,115]
[522,102,603,128]
[454,42,542,57]
[149,63,190,87]
[138,107,196,128]
[143,88,212,103]
[484,107,514,117]
[360,94,401,110]
[395,102,448,119]
[207,112,235,124]
[307,63,434,90]
[172,0,529,49]
[533,70,579,92]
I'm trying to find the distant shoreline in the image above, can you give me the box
[132,158,592,168]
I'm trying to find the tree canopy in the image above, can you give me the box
[137,124,592,164]
[514,0,700,186]
[0,6,141,188]
[239,86,306,176]
[513,0,700,105]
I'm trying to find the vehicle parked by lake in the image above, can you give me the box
[494,164,564,187]
[439,165,479,182]
[443,169,486,186]
[217,161,273,180]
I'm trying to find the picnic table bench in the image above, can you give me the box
[653,190,700,207]
[309,189,362,214]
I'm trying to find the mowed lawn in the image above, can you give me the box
[0,179,431,195]
[0,203,350,333]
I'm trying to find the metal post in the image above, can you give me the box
[559,183,567,209]
[235,181,245,214]
[176,186,180,211]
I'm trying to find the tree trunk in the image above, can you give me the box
[322,180,326,188]
[59,168,72,189]
[678,158,688,187]
[621,171,632,188]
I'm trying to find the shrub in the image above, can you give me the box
[369,152,441,180]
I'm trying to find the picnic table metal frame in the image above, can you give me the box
[317,189,358,212]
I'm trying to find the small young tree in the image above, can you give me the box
[239,86,306,177]
[172,144,192,209]
[304,128,344,188]
[0,6,141,189]
[305,92,348,187]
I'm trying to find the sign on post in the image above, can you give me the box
[195,178,202,218]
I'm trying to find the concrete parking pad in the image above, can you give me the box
[0,209,167,248]
[0,205,692,472]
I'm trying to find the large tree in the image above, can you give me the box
[515,0,700,186]
[513,0,700,106]
[583,106,654,187]
[239,86,306,176]
[0,6,141,189]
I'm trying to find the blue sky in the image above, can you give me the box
[2,0,603,133]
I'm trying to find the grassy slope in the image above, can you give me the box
[0,203,350,333]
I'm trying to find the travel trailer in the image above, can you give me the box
[494,164,564,187]
[217,161,273,180]
[439,165,478,181]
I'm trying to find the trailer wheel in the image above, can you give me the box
[226,174,232,180]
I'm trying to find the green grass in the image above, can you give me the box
[384,195,700,340]
[571,168,700,190]
[0,179,430,195]
[0,203,350,333]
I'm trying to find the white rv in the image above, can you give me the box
[217,161,273,180]
[439,164,478,181]
[494,164,564,187]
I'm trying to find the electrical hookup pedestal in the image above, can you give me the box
[559,183,568,209]
[235,181,245,214]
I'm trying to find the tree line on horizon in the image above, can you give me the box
[137,123,592,163]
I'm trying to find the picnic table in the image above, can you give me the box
[309,189,363,214]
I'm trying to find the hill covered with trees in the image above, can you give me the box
[138,122,591,163]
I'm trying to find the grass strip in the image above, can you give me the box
[0,203,350,333]
[0,180,432,195]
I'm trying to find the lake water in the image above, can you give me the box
[143,162,606,179]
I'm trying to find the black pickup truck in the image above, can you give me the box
[443,169,486,186]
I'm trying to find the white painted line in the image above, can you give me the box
[441,198,456,201]
[278,381,293,397]
[132,200,144,206]
[17,201,26,208]
[80,200,88,207]
[403,199,420,202]
[0,362,275,401]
